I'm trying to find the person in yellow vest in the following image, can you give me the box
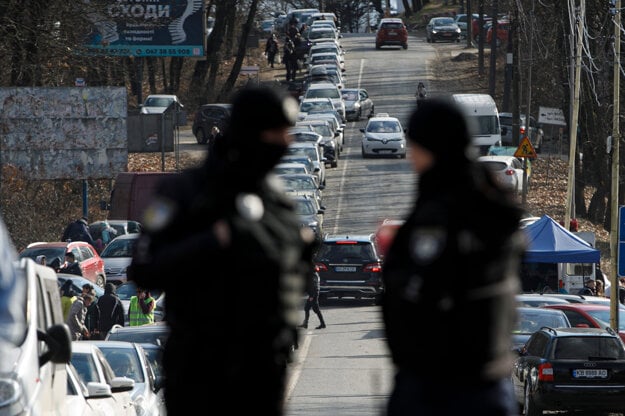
[60,279,77,321]
[128,287,155,326]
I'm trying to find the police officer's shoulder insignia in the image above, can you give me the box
[142,197,176,232]
[409,227,446,264]
[236,193,264,221]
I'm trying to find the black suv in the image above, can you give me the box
[512,326,625,416]
[191,103,232,144]
[313,234,383,304]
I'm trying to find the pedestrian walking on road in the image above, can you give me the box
[381,98,526,416]
[265,33,279,68]
[299,271,325,329]
[128,86,316,416]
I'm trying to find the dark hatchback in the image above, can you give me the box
[313,234,384,304]
[191,103,232,144]
[512,326,625,416]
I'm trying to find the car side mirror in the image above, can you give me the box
[319,184,325,190]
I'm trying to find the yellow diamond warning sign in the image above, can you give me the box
[514,137,538,159]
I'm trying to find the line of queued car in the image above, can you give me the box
[512,291,625,415]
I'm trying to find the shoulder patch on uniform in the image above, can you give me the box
[236,193,264,221]
[142,197,177,232]
[409,227,446,264]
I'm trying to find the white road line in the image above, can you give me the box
[285,330,313,400]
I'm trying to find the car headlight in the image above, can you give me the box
[456,28,461,33]
[0,378,23,413]
[432,29,438,34]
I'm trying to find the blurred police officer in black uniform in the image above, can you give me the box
[128,86,316,415]
[381,98,526,416]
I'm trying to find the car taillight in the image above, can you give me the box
[315,263,328,272]
[520,126,526,135]
[504,168,516,176]
[363,262,382,273]
[537,362,554,381]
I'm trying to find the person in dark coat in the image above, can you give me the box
[128,86,316,416]
[265,33,279,68]
[283,37,298,82]
[381,98,526,416]
[97,283,125,338]
[299,270,325,329]
[61,217,96,246]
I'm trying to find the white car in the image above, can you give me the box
[70,342,136,416]
[139,94,183,114]
[360,113,407,158]
[301,82,346,128]
[66,363,116,416]
[87,340,166,416]
[477,155,527,194]
[99,233,139,286]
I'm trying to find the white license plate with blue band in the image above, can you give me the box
[573,369,607,378]
[335,266,357,272]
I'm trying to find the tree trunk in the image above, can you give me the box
[218,0,260,100]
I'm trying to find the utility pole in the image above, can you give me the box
[564,0,584,232]
[466,0,473,49]
[610,0,621,331]
[478,0,485,75]
[488,0,498,97]
[526,0,535,145]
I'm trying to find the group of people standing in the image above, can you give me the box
[61,280,156,341]
[264,19,307,82]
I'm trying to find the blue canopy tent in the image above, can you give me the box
[522,215,600,263]
[520,215,600,293]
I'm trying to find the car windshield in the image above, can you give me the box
[71,353,99,384]
[513,311,570,334]
[586,309,625,331]
[99,347,145,382]
[300,101,333,113]
[279,176,318,191]
[144,97,174,107]
[382,22,403,30]
[295,199,317,215]
[20,246,66,267]
[306,88,340,100]
[342,91,358,101]
[100,237,137,258]
[435,18,455,25]
[307,124,332,137]
[367,121,401,133]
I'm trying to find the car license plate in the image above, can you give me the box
[573,369,607,378]
[335,266,357,272]
[389,31,397,35]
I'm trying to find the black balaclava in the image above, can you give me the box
[407,97,472,170]
[210,86,299,191]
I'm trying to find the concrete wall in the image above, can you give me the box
[0,87,128,180]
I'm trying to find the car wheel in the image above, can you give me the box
[375,43,381,50]
[195,128,207,144]
[431,37,436,43]
[362,147,368,158]
[373,295,382,305]
[369,106,374,118]
[96,274,106,289]
[402,43,408,49]
[357,109,362,120]
[524,383,542,416]
[331,160,338,168]
[400,153,406,159]
[426,37,431,43]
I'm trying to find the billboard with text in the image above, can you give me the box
[84,0,205,57]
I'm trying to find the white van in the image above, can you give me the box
[0,217,71,415]
[452,93,502,154]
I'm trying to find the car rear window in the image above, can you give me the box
[479,161,507,171]
[381,22,403,30]
[554,337,625,360]
[317,242,375,261]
